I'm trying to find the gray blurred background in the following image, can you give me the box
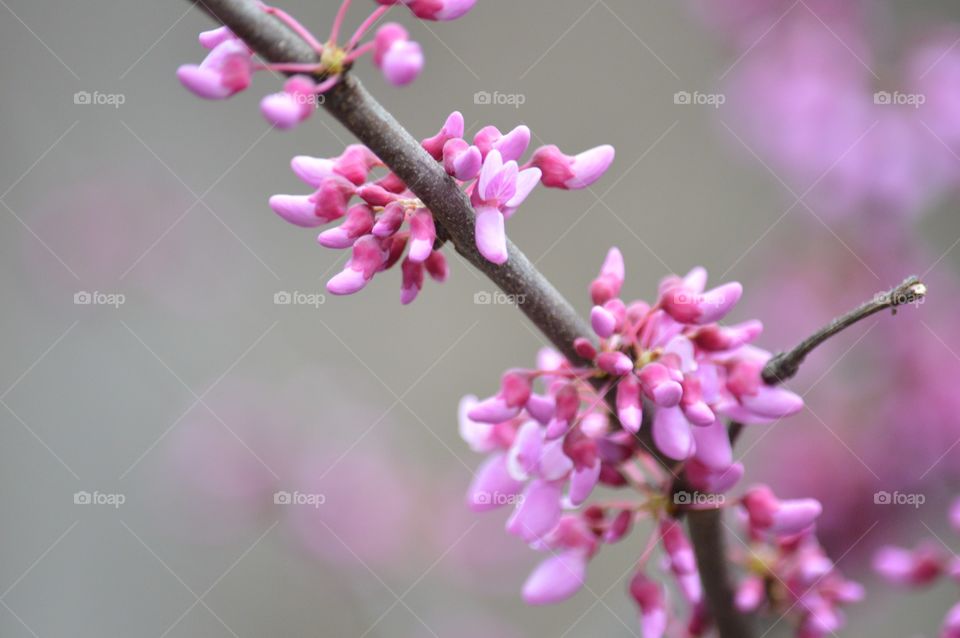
[2,1,960,636]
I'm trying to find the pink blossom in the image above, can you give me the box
[373,23,424,86]
[260,75,318,129]
[531,144,616,190]
[177,38,253,99]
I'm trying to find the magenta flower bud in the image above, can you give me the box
[507,479,563,543]
[662,281,743,325]
[408,0,477,21]
[652,405,693,460]
[739,385,804,419]
[539,439,574,481]
[568,460,600,506]
[422,111,465,159]
[590,247,625,305]
[356,184,400,207]
[531,144,615,189]
[590,305,617,338]
[311,175,357,221]
[326,235,386,295]
[525,393,555,425]
[474,205,507,265]
[629,571,667,638]
[691,419,732,471]
[638,362,682,407]
[684,460,743,494]
[373,22,407,65]
[381,39,424,86]
[399,257,424,304]
[468,395,520,423]
[873,544,944,586]
[268,194,325,227]
[407,209,436,263]
[695,320,763,351]
[573,337,597,361]
[743,485,822,535]
[424,250,448,282]
[290,155,335,188]
[473,125,503,157]
[335,145,381,185]
[467,453,523,512]
[260,75,316,130]
[616,375,642,433]
[458,395,495,453]
[198,26,235,49]
[507,421,543,480]
[501,371,532,408]
[371,201,406,237]
[522,549,588,605]
[442,138,482,180]
[660,520,697,575]
[317,204,375,248]
[735,575,765,613]
[603,509,633,544]
[494,125,531,162]
[177,39,252,100]
[597,351,633,376]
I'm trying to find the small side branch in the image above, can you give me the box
[762,276,926,385]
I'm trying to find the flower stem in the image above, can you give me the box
[762,276,926,385]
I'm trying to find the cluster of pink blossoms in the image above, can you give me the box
[873,498,960,637]
[268,111,614,301]
[177,0,475,129]
[459,250,858,634]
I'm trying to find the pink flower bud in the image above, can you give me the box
[873,544,944,586]
[591,305,617,338]
[260,75,316,130]
[326,235,386,295]
[629,571,667,638]
[531,144,616,189]
[494,125,531,162]
[291,155,335,187]
[638,362,682,407]
[522,549,588,605]
[424,250,448,282]
[317,204,375,248]
[507,479,563,543]
[442,138,483,180]
[694,320,763,351]
[616,375,642,433]
[590,247,625,305]
[661,281,743,325]
[381,39,424,86]
[399,257,424,304]
[371,201,406,237]
[573,337,597,361]
[567,459,600,506]
[597,351,633,376]
[177,39,252,100]
[467,453,523,512]
[652,405,693,460]
[526,393,555,425]
[422,111,465,159]
[407,209,436,263]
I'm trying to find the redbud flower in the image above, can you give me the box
[373,23,424,86]
[873,543,945,586]
[531,144,616,190]
[260,75,317,129]
[177,38,253,100]
[470,150,541,264]
[629,571,668,638]
[376,0,477,21]
[742,484,822,536]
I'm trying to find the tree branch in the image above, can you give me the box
[762,276,926,385]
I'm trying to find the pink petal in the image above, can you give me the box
[522,549,587,605]
[566,144,615,189]
[467,454,524,512]
[268,194,323,227]
[653,406,694,460]
[506,479,563,542]
[475,206,508,264]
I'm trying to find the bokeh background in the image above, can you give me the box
[2,0,960,635]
